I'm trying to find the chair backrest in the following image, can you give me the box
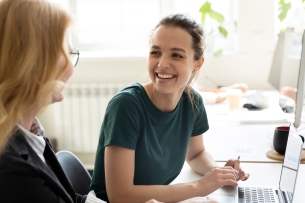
[56,150,92,195]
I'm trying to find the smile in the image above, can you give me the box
[157,73,175,79]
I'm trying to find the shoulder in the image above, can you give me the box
[0,131,34,182]
[182,88,204,108]
[0,130,29,160]
[108,83,145,108]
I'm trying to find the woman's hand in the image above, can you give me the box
[220,83,249,93]
[224,159,250,181]
[195,166,239,197]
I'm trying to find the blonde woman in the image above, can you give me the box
[0,1,164,203]
[0,0,103,202]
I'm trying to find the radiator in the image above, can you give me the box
[51,83,128,152]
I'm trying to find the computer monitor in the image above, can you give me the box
[268,31,285,90]
[294,30,305,128]
[268,28,305,128]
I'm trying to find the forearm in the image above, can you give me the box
[199,88,222,93]
[215,92,227,103]
[186,150,218,176]
[109,182,200,203]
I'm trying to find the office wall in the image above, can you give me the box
[39,0,283,155]
[68,0,278,90]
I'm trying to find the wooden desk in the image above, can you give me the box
[171,162,305,202]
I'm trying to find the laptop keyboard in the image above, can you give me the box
[238,187,276,203]
[282,191,293,203]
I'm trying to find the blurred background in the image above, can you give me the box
[39,0,305,167]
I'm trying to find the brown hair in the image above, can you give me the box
[0,0,72,154]
[150,14,206,111]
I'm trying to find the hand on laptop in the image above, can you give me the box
[194,166,239,197]
[224,158,250,181]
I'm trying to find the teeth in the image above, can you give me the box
[158,73,174,79]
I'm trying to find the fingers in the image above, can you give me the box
[213,167,239,186]
[238,168,250,181]
[224,159,241,178]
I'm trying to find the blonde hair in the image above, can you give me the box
[0,0,72,154]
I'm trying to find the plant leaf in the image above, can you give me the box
[218,26,228,38]
[199,2,211,12]
[278,2,291,22]
[199,2,211,24]
[303,0,305,3]
[214,49,223,57]
[208,9,225,22]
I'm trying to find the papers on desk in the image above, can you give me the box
[228,108,288,124]
[213,144,258,158]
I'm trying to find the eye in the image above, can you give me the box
[172,53,183,58]
[150,51,161,56]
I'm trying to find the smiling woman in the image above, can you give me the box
[146,20,205,112]
[90,13,249,203]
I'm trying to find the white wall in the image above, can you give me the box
[67,0,278,90]
[39,0,289,153]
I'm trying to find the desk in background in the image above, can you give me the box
[203,91,305,163]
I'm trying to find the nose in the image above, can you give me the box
[158,56,170,68]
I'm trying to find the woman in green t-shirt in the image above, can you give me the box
[90,13,250,203]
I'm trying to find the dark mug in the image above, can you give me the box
[273,126,290,155]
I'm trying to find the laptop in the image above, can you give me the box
[204,124,304,203]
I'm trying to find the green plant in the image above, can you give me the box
[199,1,227,57]
[278,0,291,22]
[278,0,305,32]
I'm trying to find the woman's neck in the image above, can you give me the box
[143,83,183,113]
[19,115,36,131]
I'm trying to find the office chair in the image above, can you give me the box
[56,150,92,195]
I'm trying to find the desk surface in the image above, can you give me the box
[203,94,305,163]
[204,124,287,163]
[171,162,305,202]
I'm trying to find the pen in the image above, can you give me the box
[237,155,240,180]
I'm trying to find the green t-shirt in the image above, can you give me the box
[90,83,209,202]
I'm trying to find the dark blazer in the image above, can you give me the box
[0,129,87,203]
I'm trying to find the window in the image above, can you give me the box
[54,0,238,57]
[277,0,305,31]
[173,0,238,55]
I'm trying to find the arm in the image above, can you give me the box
[198,83,248,104]
[185,134,239,195]
[186,134,249,182]
[105,145,200,203]
[0,163,67,203]
[199,83,249,94]
[105,144,237,203]
[186,135,218,175]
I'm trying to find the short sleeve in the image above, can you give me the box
[191,91,209,136]
[102,93,142,150]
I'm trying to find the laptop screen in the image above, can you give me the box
[278,125,303,201]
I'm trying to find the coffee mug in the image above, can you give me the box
[273,126,290,155]
[226,89,242,110]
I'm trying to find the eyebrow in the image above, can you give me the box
[150,45,186,53]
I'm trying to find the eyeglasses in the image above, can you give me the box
[70,48,79,67]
